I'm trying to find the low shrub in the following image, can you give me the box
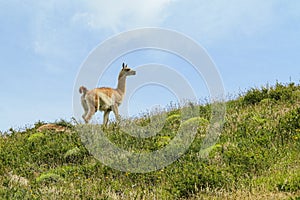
[64,147,84,163]
[36,172,62,184]
[242,82,300,105]
[277,172,300,192]
[278,107,300,144]
[27,132,45,143]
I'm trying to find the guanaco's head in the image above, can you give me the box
[119,63,136,78]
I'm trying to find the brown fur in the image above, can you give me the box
[37,124,69,133]
[79,63,136,126]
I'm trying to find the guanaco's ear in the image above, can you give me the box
[122,62,125,69]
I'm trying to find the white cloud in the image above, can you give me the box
[25,0,175,73]
[72,0,175,32]
[21,0,298,72]
[165,0,279,43]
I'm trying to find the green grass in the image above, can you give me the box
[0,82,300,199]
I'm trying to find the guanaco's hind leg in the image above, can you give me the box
[84,95,97,123]
[81,96,89,120]
[103,110,111,127]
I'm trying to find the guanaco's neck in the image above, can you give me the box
[117,74,127,95]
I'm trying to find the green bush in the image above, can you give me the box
[163,114,181,131]
[54,119,74,129]
[278,107,300,144]
[27,132,45,142]
[268,82,295,101]
[180,117,209,134]
[243,87,269,105]
[64,147,84,163]
[242,82,300,105]
[277,172,300,192]
[36,172,62,184]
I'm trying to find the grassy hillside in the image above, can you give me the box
[1,82,300,199]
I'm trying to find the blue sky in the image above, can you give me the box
[0,0,300,132]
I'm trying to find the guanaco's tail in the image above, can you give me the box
[79,86,88,96]
[79,86,99,111]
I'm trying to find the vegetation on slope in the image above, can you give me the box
[0,82,300,199]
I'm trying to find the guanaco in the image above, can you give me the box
[79,63,136,126]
